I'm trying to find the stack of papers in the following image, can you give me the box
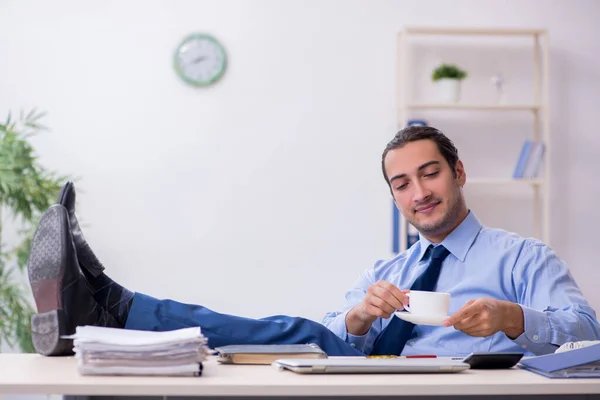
[69,326,210,376]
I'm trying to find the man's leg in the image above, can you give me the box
[29,182,363,357]
[79,270,363,356]
[124,293,364,356]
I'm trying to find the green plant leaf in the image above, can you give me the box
[0,109,68,352]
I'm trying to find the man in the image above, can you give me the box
[322,126,600,356]
[27,126,600,358]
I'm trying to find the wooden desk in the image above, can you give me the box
[1,354,600,398]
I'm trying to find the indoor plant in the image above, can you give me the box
[432,63,468,103]
[0,109,67,352]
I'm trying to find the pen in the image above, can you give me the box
[403,355,437,358]
[366,355,438,359]
[366,354,442,359]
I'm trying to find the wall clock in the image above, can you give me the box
[173,33,227,87]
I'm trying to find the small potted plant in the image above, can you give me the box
[432,63,467,103]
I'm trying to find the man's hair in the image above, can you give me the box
[381,126,459,185]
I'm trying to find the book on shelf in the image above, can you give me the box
[407,222,419,248]
[392,205,419,254]
[513,140,545,179]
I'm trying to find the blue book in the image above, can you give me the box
[519,343,600,378]
[513,140,533,179]
[407,222,419,248]
[522,142,546,179]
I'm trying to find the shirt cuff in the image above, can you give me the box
[512,305,555,355]
[325,310,350,342]
[325,310,374,354]
[346,331,372,353]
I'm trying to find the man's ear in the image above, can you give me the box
[455,160,466,187]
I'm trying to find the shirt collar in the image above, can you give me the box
[416,210,482,262]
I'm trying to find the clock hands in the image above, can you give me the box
[192,55,208,64]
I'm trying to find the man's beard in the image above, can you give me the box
[408,191,463,239]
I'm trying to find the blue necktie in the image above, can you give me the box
[370,245,450,355]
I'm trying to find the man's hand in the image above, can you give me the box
[443,298,524,339]
[346,280,408,336]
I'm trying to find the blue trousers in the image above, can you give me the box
[125,293,364,357]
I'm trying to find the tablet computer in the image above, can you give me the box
[271,357,470,374]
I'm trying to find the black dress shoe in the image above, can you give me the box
[56,181,104,278]
[27,204,119,356]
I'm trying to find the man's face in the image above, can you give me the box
[384,139,467,241]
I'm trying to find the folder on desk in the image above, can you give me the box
[518,343,600,378]
[215,344,327,365]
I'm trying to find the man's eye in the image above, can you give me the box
[425,171,439,178]
[395,183,408,191]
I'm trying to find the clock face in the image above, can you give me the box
[174,34,227,87]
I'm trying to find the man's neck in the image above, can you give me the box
[423,207,469,243]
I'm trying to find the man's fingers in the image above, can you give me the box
[444,299,479,326]
[368,294,396,316]
[363,304,388,319]
[359,280,410,322]
[374,281,408,309]
[364,297,396,319]
[452,315,480,331]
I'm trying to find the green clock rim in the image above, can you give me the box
[173,33,227,87]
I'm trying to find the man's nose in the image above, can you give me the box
[412,182,432,204]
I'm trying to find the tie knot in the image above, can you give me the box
[430,245,450,261]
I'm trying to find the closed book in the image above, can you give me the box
[215,344,327,365]
[522,142,545,179]
[513,140,533,179]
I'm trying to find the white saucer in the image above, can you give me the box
[394,311,448,326]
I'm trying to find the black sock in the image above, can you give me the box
[84,271,135,328]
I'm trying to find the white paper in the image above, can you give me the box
[70,325,203,346]
[68,325,210,377]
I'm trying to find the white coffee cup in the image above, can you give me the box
[403,290,450,317]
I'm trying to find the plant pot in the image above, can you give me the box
[435,78,461,103]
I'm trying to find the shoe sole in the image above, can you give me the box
[28,205,75,356]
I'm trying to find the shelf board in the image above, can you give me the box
[402,27,546,36]
[468,178,544,186]
[406,104,541,111]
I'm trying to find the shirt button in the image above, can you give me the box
[350,343,356,348]
[409,341,416,346]
[533,335,539,341]
[522,344,527,349]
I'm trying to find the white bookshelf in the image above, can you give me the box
[403,27,546,36]
[396,27,550,252]
[406,104,541,111]
[468,178,544,186]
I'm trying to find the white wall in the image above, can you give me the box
[1,0,600,330]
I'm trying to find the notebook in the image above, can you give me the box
[519,342,600,378]
[271,357,470,374]
[215,344,327,365]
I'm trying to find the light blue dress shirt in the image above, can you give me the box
[322,211,600,356]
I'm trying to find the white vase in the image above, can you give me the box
[435,78,461,103]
